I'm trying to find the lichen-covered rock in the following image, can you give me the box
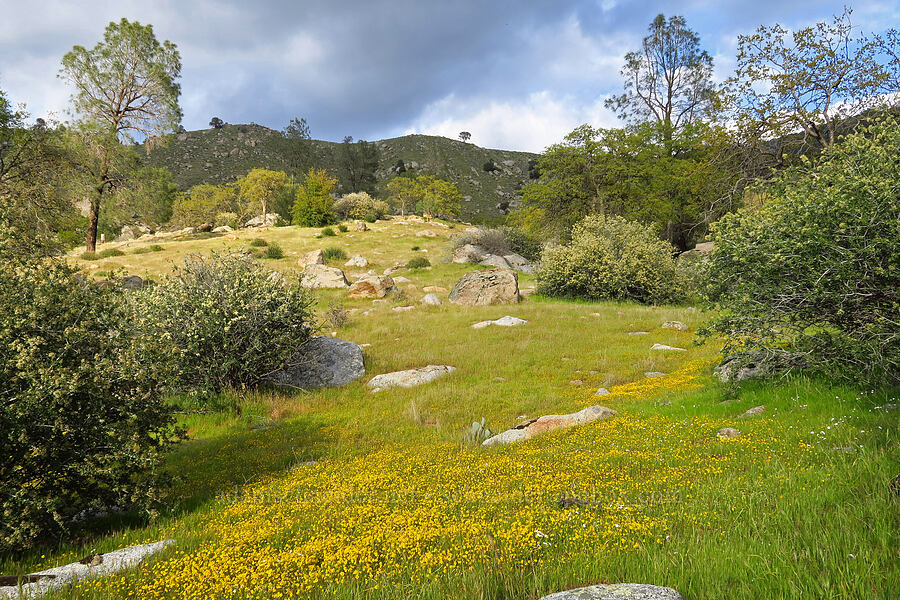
[367,365,456,393]
[482,405,616,446]
[449,269,520,306]
[298,249,325,267]
[661,321,689,331]
[471,315,528,329]
[344,254,368,267]
[421,293,442,305]
[539,583,682,600]
[300,264,349,289]
[348,275,396,298]
[266,337,365,388]
[452,243,488,263]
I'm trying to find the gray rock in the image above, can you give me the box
[644,372,667,378]
[502,253,536,274]
[713,350,804,383]
[717,427,741,439]
[471,315,528,329]
[449,269,520,306]
[0,540,174,599]
[119,275,145,290]
[367,365,456,393]
[483,405,616,446]
[650,343,686,351]
[479,254,512,269]
[452,243,488,264]
[244,213,279,228]
[355,221,368,232]
[344,254,368,267]
[348,275,396,298]
[539,583,682,600]
[421,293,442,305]
[661,321,689,331]
[594,387,610,396]
[212,225,233,233]
[300,264,349,289]
[298,248,325,267]
[627,331,649,335]
[738,405,766,418]
[266,337,365,388]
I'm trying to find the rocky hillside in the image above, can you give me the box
[143,123,537,222]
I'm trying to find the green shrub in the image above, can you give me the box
[338,224,348,232]
[411,245,420,251]
[263,243,284,259]
[333,192,389,222]
[97,248,125,258]
[405,257,431,269]
[537,215,681,304]
[0,249,180,550]
[131,246,152,254]
[703,116,900,385]
[321,227,336,237]
[499,226,542,261]
[323,246,347,261]
[149,244,164,252]
[215,212,239,229]
[79,251,98,260]
[249,238,269,247]
[132,252,316,403]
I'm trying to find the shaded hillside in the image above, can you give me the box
[144,123,537,222]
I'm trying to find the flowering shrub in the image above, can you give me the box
[132,252,316,402]
[333,192,390,222]
[538,215,681,304]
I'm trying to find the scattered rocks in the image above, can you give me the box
[298,249,325,267]
[0,540,174,599]
[449,269,520,306]
[738,405,766,418]
[421,293,442,306]
[348,275,396,298]
[650,343,686,351]
[717,427,741,440]
[452,243,488,264]
[538,583,682,600]
[471,315,528,329]
[483,405,616,446]
[594,388,610,396]
[265,337,365,388]
[344,254,368,267]
[367,365,456,393]
[300,264,349,289]
[661,321,689,331]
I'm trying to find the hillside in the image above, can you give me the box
[143,124,538,222]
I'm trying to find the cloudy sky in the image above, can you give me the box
[1,0,898,152]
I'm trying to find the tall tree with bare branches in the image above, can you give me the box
[60,18,182,251]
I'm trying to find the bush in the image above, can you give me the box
[79,251,98,260]
[323,247,347,261]
[97,248,125,258]
[132,252,316,403]
[450,226,542,261]
[411,245,420,251]
[499,226,542,261]
[537,215,681,304]
[249,238,269,247]
[703,116,900,385]
[405,257,431,269]
[215,212,239,229]
[338,224,348,232]
[333,192,389,222]
[263,243,284,259]
[0,250,180,550]
[321,227,336,237]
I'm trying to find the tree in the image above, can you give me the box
[605,14,717,142]
[292,168,337,226]
[729,8,899,159]
[98,166,179,237]
[59,18,182,251]
[282,117,312,176]
[209,117,224,129]
[236,168,288,220]
[458,131,471,143]
[337,137,379,194]
[171,183,237,226]
[415,175,463,219]
[386,176,418,216]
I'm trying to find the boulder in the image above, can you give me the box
[244,213,279,228]
[650,343,686,351]
[717,427,741,440]
[421,293,442,306]
[367,365,456,393]
[502,253,536,274]
[452,243,488,263]
[266,337,365,388]
[483,405,616,446]
[479,254,512,269]
[713,350,803,383]
[449,269,520,306]
[298,249,325,267]
[471,315,528,329]
[538,583,682,600]
[119,275,146,290]
[344,254,368,268]
[196,223,213,233]
[661,321,689,331]
[348,275,396,298]
[355,221,368,232]
[738,405,766,418]
[300,264,349,289]
[212,225,233,233]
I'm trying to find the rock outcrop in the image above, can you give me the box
[348,275,396,298]
[482,405,616,446]
[449,269,520,306]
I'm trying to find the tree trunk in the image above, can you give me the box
[86,196,100,252]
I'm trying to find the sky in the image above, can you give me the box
[1,0,898,153]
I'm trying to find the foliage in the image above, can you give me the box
[171,183,237,226]
[405,257,431,269]
[337,224,348,233]
[454,226,542,262]
[333,192,389,221]
[236,168,288,219]
[606,14,718,137]
[249,238,268,247]
[262,243,284,259]
[321,227,336,237]
[79,251,99,260]
[325,302,350,329]
[282,117,312,176]
[209,117,224,129]
[98,167,178,238]
[131,245,164,255]
[385,177,418,216]
[729,7,899,157]
[59,18,182,251]
[337,138,379,195]
[538,214,682,304]
[458,131,471,143]
[702,116,900,385]
[292,168,337,227]
[131,252,316,401]
[0,243,180,550]
[386,175,462,219]
[482,160,497,172]
[499,226,543,261]
[322,247,347,261]
[97,248,125,258]
[215,212,239,229]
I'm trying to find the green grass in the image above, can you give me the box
[321,227,337,236]
[249,238,269,247]
[262,243,284,259]
[322,246,347,261]
[28,218,899,599]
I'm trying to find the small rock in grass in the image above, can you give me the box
[650,343,686,351]
[717,427,741,439]
[420,293,441,305]
[423,285,447,293]
[392,305,415,312]
[493,376,506,382]
[627,331,649,335]
[594,388,610,396]
[662,321,689,331]
[659,400,672,406]
[367,365,456,393]
[644,372,667,378]
[393,276,412,284]
[738,405,765,418]
[570,380,584,386]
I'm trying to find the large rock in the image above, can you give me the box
[483,405,616,446]
[348,275,396,298]
[301,264,349,289]
[479,254,512,269]
[266,337,365,388]
[115,223,152,242]
[0,540,174,599]
[503,253,536,274]
[539,583,682,600]
[452,244,488,264]
[713,350,804,383]
[298,249,325,267]
[244,213,279,228]
[344,254,368,267]
[449,269,520,306]
[367,365,456,393]
[212,225,233,233]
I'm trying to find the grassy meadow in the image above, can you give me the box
[5,218,897,599]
